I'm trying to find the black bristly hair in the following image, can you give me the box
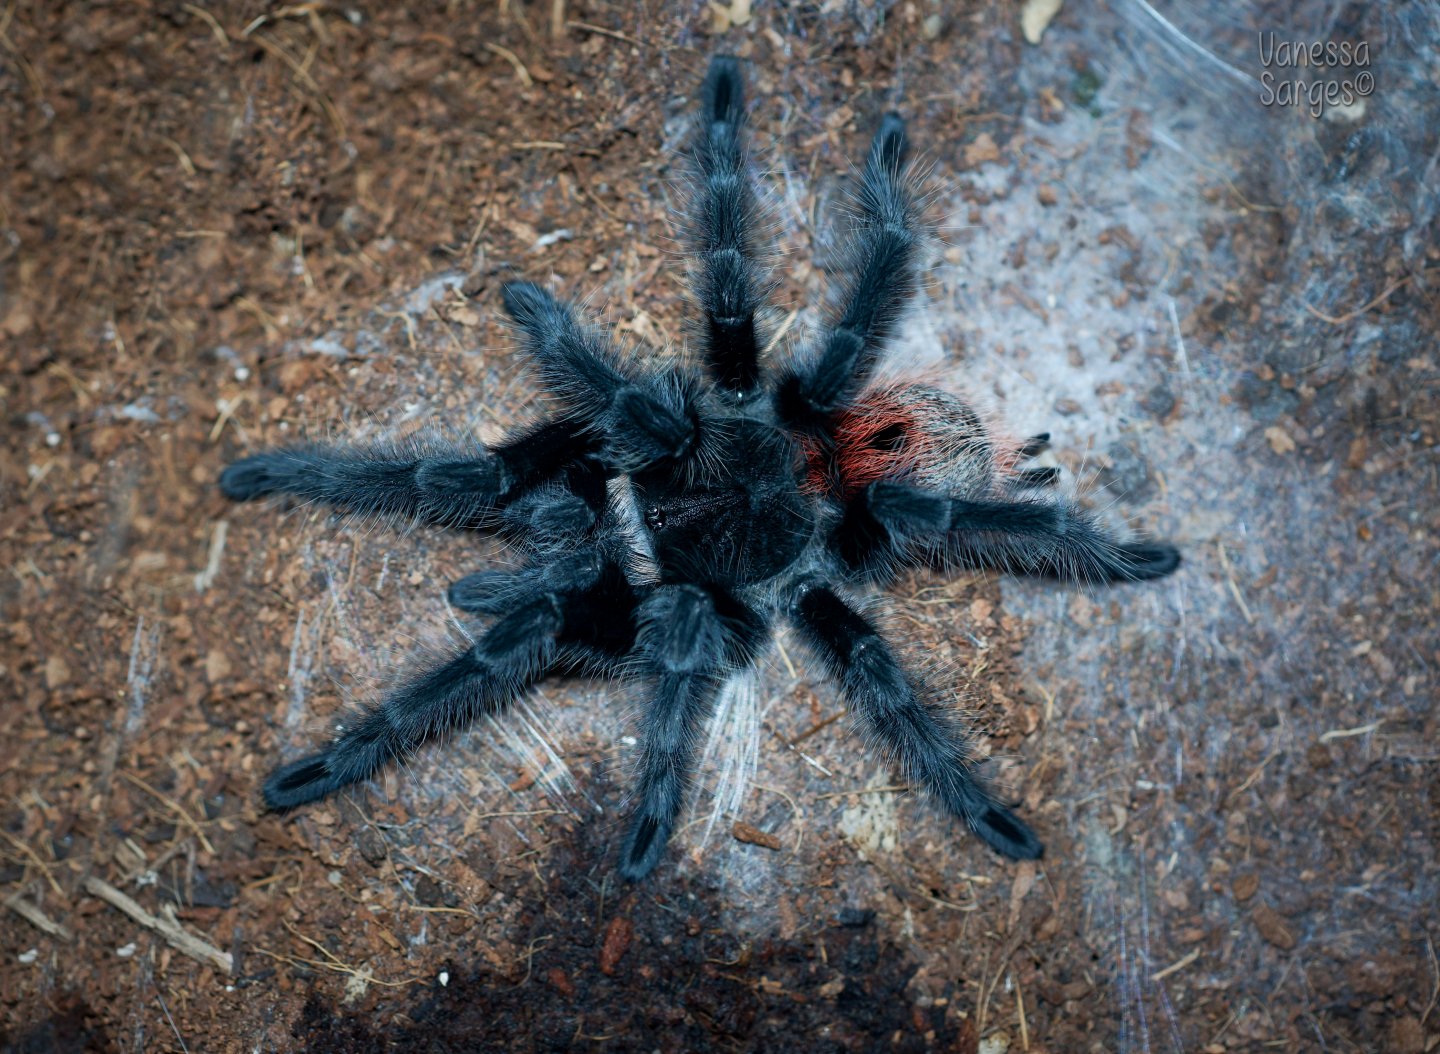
[693,55,767,395]
[221,56,1181,882]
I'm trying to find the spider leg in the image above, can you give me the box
[835,481,1181,584]
[691,56,766,394]
[500,281,704,472]
[265,552,634,809]
[788,581,1042,860]
[776,112,919,429]
[496,461,612,549]
[220,416,599,531]
[619,584,765,880]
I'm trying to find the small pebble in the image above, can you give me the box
[18,949,38,964]
[116,942,137,958]
[439,971,449,987]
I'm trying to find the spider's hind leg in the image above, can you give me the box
[264,601,555,809]
[265,551,634,810]
[618,583,766,881]
[788,581,1042,860]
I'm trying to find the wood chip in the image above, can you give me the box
[599,916,633,975]
[84,876,234,975]
[732,822,782,850]
[1231,872,1259,902]
[4,893,73,942]
[1250,900,1296,951]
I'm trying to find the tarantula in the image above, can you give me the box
[221,57,1179,880]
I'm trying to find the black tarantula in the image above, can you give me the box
[221,57,1180,880]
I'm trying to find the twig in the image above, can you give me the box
[0,829,65,897]
[0,8,45,101]
[1421,931,1438,1028]
[514,934,553,988]
[467,807,568,821]
[251,31,346,138]
[1015,969,1030,1051]
[1226,749,1280,803]
[83,875,233,975]
[155,992,190,1054]
[250,945,423,987]
[565,19,641,46]
[752,782,805,858]
[760,308,800,357]
[1150,947,1200,982]
[789,709,845,746]
[158,136,197,176]
[484,42,534,87]
[4,892,72,941]
[1304,273,1421,326]
[121,836,193,886]
[1319,721,1382,743]
[1215,543,1254,625]
[773,635,797,679]
[181,3,229,46]
[814,784,910,801]
[1217,172,1280,214]
[975,947,993,1033]
[285,919,347,966]
[119,771,216,854]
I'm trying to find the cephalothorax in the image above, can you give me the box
[222,58,1179,879]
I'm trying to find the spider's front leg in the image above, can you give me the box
[220,416,601,531]
[789,580,1043,860]
[500,282,705,473]
[690,55,767,394]
[776,111,919,429]
[836,482,1180,585]
[264,551,634,810]
[618,584,766,880]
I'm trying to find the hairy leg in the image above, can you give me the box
[788,581,1042,860]
[220,416,599,530]
[835,481,1180,584]
[265,552,630,809]
[690,56,767,393]
[776,112,920,429]
[501,281,705,472]
[618,584,764,880]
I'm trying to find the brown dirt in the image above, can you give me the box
[3,2,1437,1053]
